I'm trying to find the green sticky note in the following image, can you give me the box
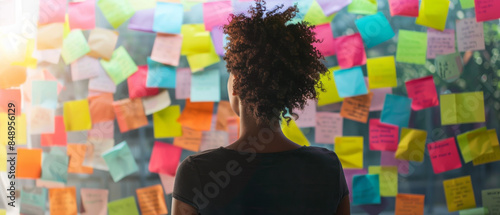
[415,0,449,31]
[100,46,138,85]
[435,52,463,83]
[440,91,485,125]
[40,152,69,183]
[153,105,182,138]
[98,0,135,29]
[348,0,378,15]
[459,207,489,215]
[316,66,344,106]
[396,30,427,65]
[460,0,475,9]
[303,0,336,25]
[61,29,90,64]
[457,127,486,163]
[108,196,139,215]
[368,166,398,197]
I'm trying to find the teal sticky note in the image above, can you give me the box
[190,69,221,102]
[380,94,412,128]
[102,141,139,182]
[355,12,395,48]
[41,151,69,183]
[146,57,176,88]
[32,80,58,109]
[20,187,47,214]
[153,2,183,34]
[352,174,381,206]
[333,67,368,98]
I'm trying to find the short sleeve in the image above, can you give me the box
[173,156,201,211]
[337,158,349,200]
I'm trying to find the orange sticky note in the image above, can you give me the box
[177,98,214,131]
[88,93,116,124]
[37,23,64,50]
[215,101,238,131]
[49,187,78,215]
[67,144,93,174]
[136,185,168,215]
[340,92,373,123]
[41,116,67,146]
[87,28,119,60]
[174,127,203,152]
[395,193,425,215]
[113,98,149,133]
[16,148,42,179]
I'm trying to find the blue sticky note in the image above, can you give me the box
[352,174,381,206]
[41,150,69,183]
[191,69,221,102]
[355,12,395,48]
[153,2,184,34]
[32,80,58,109]
[20,187,47,213]
[380,94,412,127]
[147,57,176,88]
[102,141,139,182]
[333,67,368,98]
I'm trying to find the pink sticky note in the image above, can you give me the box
[159,173,176,195]
[335,33,366,69]
[370,88,392,111]
[175,68,192,100]
[427,137,462,174]
[315,112,343,144]
[151,33,182,66]
[128,8,155,33]
[427,29,455,59]
[388,0,419,17]
[0,89,21,115]
[38,0,66,25]
[127,65,159,99]
[88,120,114,139]
[344,169,367,202]
[456,18,485,52]
[40,116,67,146]
[380,151,409,174]
[203,1,233,31]
[475,0,500,22]
[405,76,439,111]
[68,0,95,30]
[312,23,336,57]
[294,99,316,128]
[149,141,183,176]
[70,56,100,81]
[369,119,399,151]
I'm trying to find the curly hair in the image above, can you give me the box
[223,0,329,126]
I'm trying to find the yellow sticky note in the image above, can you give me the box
[334,136,363,169]
[415,0,449,31]
[181,24,211,55]
[467,129,493,160]
[281,118,310,146]
[37,23,64,50]
[98,0,136,29]
[63,99,92,131]
[395,128,427,162]
[62,29,90,64]
[63,14,70,38]
[473,129,500,166]
[11,39,37,69]
[456,127,486,163]
[303,0,336,25]
[316,66,344,106]
[368,166,398,197]
[153,105,182,138]
[367,56,397,89]
[0,113,26,146]
[0,209,5,215]
[186,42,220,72]
[440,92,485,125]
[443,175,476,212]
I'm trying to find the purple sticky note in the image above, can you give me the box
[344,169,367,202]
[380,151,409,174]
[128,8,155,33]
[317,0,352,16]
[211,27,226,56]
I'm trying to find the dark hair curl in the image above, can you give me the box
[223,0,329,126]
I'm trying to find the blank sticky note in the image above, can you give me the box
[335,33,367,68]
[367,56,397,89]
[460,0,475,9]
[191,69,221,102]
[177,98,214,131]
[435,52,463,83]
[352,174,381,205]
[281,118,310,147]
[153,105,182,138]
[440,91,485,125]
[312,23,335,57]
[38,0,65,24]
[181,24,211,55]
[151,33,183,66]
[113,98,149,133]
[80,189,108,215]
[316,67,344,106]
[303,0,337,25]
[175,68,192,100]
[334,67,368,98]
[127,65,159,99]
[49,187,78,215]
[67,144,93,174]
[427,137,462,174]
[396,30,427,65]
[149,141,182,176]
[405,76,439,110]
[68,0,95,30]
[63,99,92,131]
[443,175,476,212]
[100,46,138,85]
[0,89,21,116]
[395,194,425,215]
[467,129,494,160]
[348,0,377,15]
[335,136,363,169]
[16,148,42,179]
[153,2,183,34]
[340,92,373,123]
[475,0,500,22]
[395,128,427,162]
[102,141,139,182]
[97,0,135,29]
[136,185,168,215]
[142,90,172,115]
[473,129,500,166]
[37,23,64,50]
[128,8,155,33]
[186,43,220,72]
[415,0,449,31]
[88,63,117,93]
[108,196,139,215]
[31,80,58,109]
[369,119,399,151]
[355,12,395,48]
[456,18,485,52]
[203,0,232,31]
[368,166,398,197]
[88,93,116,124]
[380,94,412,128]
[70,56,100,81]
[87,28,119,60]
[457,127,487,163]
[61,29,90,65]
[427,29,456,59]
[146,57,176,88]
[40,116,67,147]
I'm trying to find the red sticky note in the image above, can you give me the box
[68,0,96,30]
[369,119,399,151]
[405,75,439,111]
[127,65,159,99]
[388,0,419,17]
[88,93,116,124]
[475,0,500,22]
[38,0,66,25]
[149,141,182,176]
[312,23,335,57]
[427,137,462,174]
[16,148,42,179]
[41,116,67,146]
[0,89,21,116]
[177,98,214,131]
[335,33,366,69]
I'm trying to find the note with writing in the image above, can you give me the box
[70,56,100,81]
[83,137,114,171]
[334,67,368,98]
[367,56,397,89]
[146,57,176,88]
[62,29,90,65]
[368,166,398,197]
[63,99,92,131]
[149,141,182,176]
[40,116,65,147]
[427,29,455,59]
[175,68,192,100]
[395,128,427,162]
[312,23,335,57]
[153,2,183,34]
[151,33,182,66]
[128,8,154,33]
[87,28,118,60]
[49,187,77,215]
[405,76,439,110]
[317,67,344,106]
[127,65,159,99]
[30,106,55,134]
[443,175,476,212]
[80,188,108,215]
[203,1,232,31]
[456,18,485,52]
[395,194,425,215]
[396,30,427,65]
[153,105,182,138]
[142,89,171,115]
[475,0,500,22]
[440,91,485,125]
[100,46,138,85]
[108,196,139,215]
[177,98,214,131]
[369,119,399,151]
[102,141,139,182]
[340,92,373,123]
[67,144,93,174]
[87,120,114,140]
[388,0,418,17]
[380,94,412,128]
[355,12,395,48]
[191,69,221,102]
[294,99,316,128]
[335,33,366,68]
[113,98,149,133]
[315,112,343,144]
[31,80,57,109]
[427,137,462,174]
[97,0,135,29]
[352,174,381,205]
[380,151,409,174]
[174,127,203,152]
[68,0,95,30]
[20,187,47,215]
[136,185,168,215]
[335,136,363,169]
[303,0,336,25]
[482,188,500,215]
[473,129,500,166]
[415,0,449,31]
[282,118,310,146]
[435,52,463,83]
[348,0,377,15]
[37,23,64,50]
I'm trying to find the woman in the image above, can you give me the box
[172,1,350,214]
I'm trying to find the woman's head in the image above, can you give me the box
[223,0,329,126]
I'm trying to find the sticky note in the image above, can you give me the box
[456,18,485,52]
[368,166,398,197]
[41,152,69,183]
[146,57,176,88]
[142,90,172,115]
[317,0,351,16]
[395,128,427,162]
[88,63,117,93]
[186,43,221,72]
[40,116,67,147]
[427,137,462,174]
[83,137,114,171]
[334,67,368,98]
[303,0,337,25]
[128,65,159,99]
[174,127,204,152]
[475,0,500,22]
[348,0,377,15]
[175,68,192,100]
[294,99,316,128]
[67,144,93,174]
[136,185,168,215]
[153,105,182,138]
[33,49,61,64]
[200,130,229,151]
[80,188,108,215]
[335,33,367,68]
[181,24,211,55]
[31,80,58,109]
[63,99,92,131]
[98,0,135,28]
[203,0,232,31]
[460,0,475,9]
[70,56,100,81]
[153,2,183,34]
[68,0,95,30]
[388,0,419,17]
[281,118,310,146]
[352,174,381,205]
[100,46,138,85]
[38,0,65,24]
[128,8,155,33]
[151,33,182,66]
[113,98,149,133]
[405,76,439,110]
[380,94,412,127]
[415,0,449,31]
[440,91,485,125]
[355,12,395,48]
[395,194,425,215]
[87,120,114,139]
[316,67,344,106]
[0,89,21,116]
[427,29,456,59]
[367,56,397,89]
[344,169,368,202]
[435,52,463,83]
[396,30,427,65]
[37,23,64,50]
[30,106,55,134]
[62,29,90,65]
[473,129,500,166]
[191,69,221,102]
[459,207,489,215]
[87,28,119,60]
[215,101,238,131]
[380,151,409,174]
[312,23,335,57]
[108,196,139,215]
[129,0,156,11]
[482,188,500,215]
[340,92,373,123]
[177,98,214,131]
[443,175,476,212]
[102,141,139,182]
[149,141,182,176]
[369,119,399,151]
[457,127,487,163]
[20,187,47,214]
[315,112,343,144]
[211,26,227,56]
[335,136,363,169]
[159,174,176,195]
[49,187,78,215]
[467,129,494,159]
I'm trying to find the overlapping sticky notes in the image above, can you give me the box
[113,98,148,133]
[415,0,449,31]
[333,67,368,98]
[316,67,343,106]
[40,116,67,147]
[348,0,377,15]
[368,166,398,197]
[63,14,70,38]
[63,99,92,131]
[405,76,439,110]
[146,57,176,88]
[38,0,65,25]
[294,99,316,128]
[211,26,227,56]
[174,127,204,152]
[149,141,182,176]
[62,29,90,64]
[37,23,64,50]
[100,46,138,85]
[88,120,115,139]
[191,69,221,102]
[396,30,427,65]
[215,101,238,131]
[355,12,395,48]
[312,23,335,57]
[153,2,183,34]
[31,80,57,109]
[443,175,476,212]
[344,169,368,202]
[177,98,214,131]
[102,141,139,182]
[88,93,115,124]
[203,0,232,31]
[427,137,462,174]
[456,18,485,52]
[340,92,373,123]
[186,41,221,72]
[128,8,155,33]
[88,63,117,93]
[381,151,409,174]
[315,112,343,144]
[128,65,159,99]
[11,39,38,68]
[97,0,135,28]
[83,137,114,171]
[49,187,77,215]
[473,129,500,166]
[395,128,427,162]
[475,0,500,22]
[317,0,351,16]
[181,24,211,55]
[67,144,93,174]
[380,94,412,127]
[175,68,192,100]
[352,174,381,205]
[80,188,108,215]
[440,91,485,125]
[395,194,425,215]
[368,87,391,111]
[151,33,182,66]
[108,196,139,215]
[369,119,399,151]
[41,150,69,183]
[367,56,397,89]
[20,187,47,214]
[159,173,176,195]
[142,89,172,115]
[427,29,455,59]
[30,106,55,134]
[136,185,168,215]
[435,52,463,82]
[335,136,363,169]
[303,0,337,25]
[68,0,95,30]
[482,188,500,215]
[153,105,182,138]
[457,127,486,163]
[335,33,367,68]
[87,28,118,60]
[467,129,494,160]
[70,56,100,81]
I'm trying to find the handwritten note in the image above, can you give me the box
[88,63,117,93]
[303,0,336,25]
[315,112,343,144]
[146,57,176,88]
[88,28,119,60]
[435,52,463,83]
[396,30,427,65]
[427,137,462,174]
[38,0,65,24]
[482,188,500,215]
[475,0,500,22]
[100,46,138,85]
[334,67,368,98]
[281,118,310,146]
[443,175,476,212]
[317,0,351,16]
[177,98,214,131]
[191,69,221,102]
[97,0,135,28]
[355,12,395,48]
[113,98,149,133]
[348,0,377,15]
[203,0,232,31]
[83,137,114,171]
[395,128,427,162]
[174,127,203,152]
[70,56,100,81]
[367,56,397,89]
[62,29,90,65]
[128,8,155,33]
[405,76,439,110]
[49,187,77,215]
[153,2,183,34]
[340,92,373,123]
[335,33,367,68]
[316,67,344,106]
[40,116,66,147]
[108,196,139,215]
[473,129,500,166]
[37,23,64,50]
[142,89,172,115]
[151,33,182,66]
[20,187,47,215]
[153,105,182,138]
[415,0,449,31]
[68,0,95,30]
[127,65,159,99]
[395,194,425,215]
[456,18,485,52]
[102,141,139,182]
[175,68,192,100]
[136,185,168,215]
[80,188,108,215]
[312,23,335,57]
[369,119,399,151]
[427,29,455,59]
[16,148,42,179]
[368,166,398,197]
[352,174,381,205]
[380,94,412,127]
[31,80,57,109]
[335,136,364,169]
[30,106,55,134]
[63,99,92,131]
[67,144,93,174]
[149,141,182,176]
[440,91,485,125]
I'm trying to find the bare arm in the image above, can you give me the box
[335,195,350,215]
[172,197,198,215]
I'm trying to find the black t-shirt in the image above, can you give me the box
[173,145,349,215]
